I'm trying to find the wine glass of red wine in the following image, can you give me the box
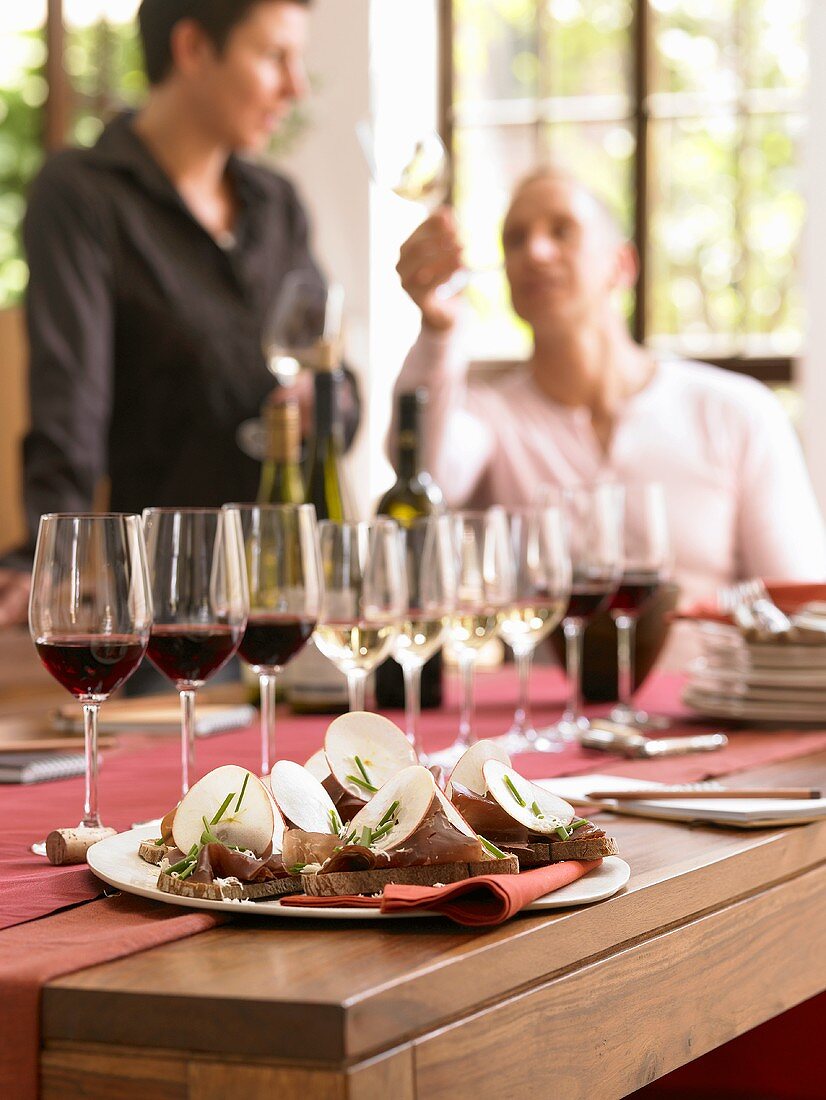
[228,503,322,775]
[29,514,152,840]
[142,508,248,795]
[607,482,672,728]
[537,484,624,746]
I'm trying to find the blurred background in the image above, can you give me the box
[0,0,823,536]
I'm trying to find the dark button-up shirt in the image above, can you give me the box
[21,112,356,550]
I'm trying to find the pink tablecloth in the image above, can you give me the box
[3,668,826,931]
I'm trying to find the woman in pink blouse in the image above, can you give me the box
[391,166,826,606]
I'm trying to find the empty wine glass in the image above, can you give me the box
[498,507,571,754]
[143,508,249,795]
[539,485,624,746]
[393,515,456,761]
[261,270,345,386]
[314,519,407,711]
[429,509,515,769]
[607,482,672,729]
[30,514,152,841]
[229,503,323,776]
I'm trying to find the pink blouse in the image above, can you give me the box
[392,326,826,605]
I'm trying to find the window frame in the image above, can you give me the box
[438,0,796,385]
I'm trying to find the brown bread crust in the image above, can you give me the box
[156,869,302,901]
[303,854,519,897]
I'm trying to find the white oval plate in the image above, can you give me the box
[87,826,630,921]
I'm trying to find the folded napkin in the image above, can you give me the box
[280,859,602,927]
[676,581,826,625]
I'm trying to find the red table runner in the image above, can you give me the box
[4,668,826,931]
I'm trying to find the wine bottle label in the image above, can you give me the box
[282,637,348,709]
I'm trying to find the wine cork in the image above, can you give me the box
[46,826,117,865]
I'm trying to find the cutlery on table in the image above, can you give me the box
[581,721,728,758]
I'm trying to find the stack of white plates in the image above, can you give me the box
[682,621,826,722]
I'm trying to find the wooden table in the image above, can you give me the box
[37,751,826,1100]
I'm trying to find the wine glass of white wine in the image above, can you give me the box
[428,509,515,769]
[393,515,456,761]
[498,507,571,754]
[314,519,407,711]
[261,270,345,386]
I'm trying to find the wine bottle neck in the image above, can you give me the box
[314,371,343,448]
[397,430,420,481]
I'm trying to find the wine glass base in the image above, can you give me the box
[496,728,564,755]
[31,840,47,857]
[426,741,472,770]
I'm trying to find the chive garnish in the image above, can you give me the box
[167,855,195,875]
[287,862,306,874]
[570,818,588,831]
[210,791,235,826]
[234,773,250,813]
[555,825,570,841]
[478,834,508,859]
[354,755,372,786]
[370,822,393,843]
[328,808,343,835]
[504,774,526,807]
[346,774,378,794]
[530,800,544,819]
[376,800,400,830]
[154,837,166,846]
[360,825,372,847]
[177,861,197,881]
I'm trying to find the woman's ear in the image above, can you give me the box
[168,18,217,80]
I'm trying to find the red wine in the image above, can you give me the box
[36,634,147,698]
[147,623,241,685]
[609,571,665,615]
[238,614,316,670]
[566,582,615,621]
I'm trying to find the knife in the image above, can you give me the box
[581,722,728,758]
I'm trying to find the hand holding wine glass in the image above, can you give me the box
[30,514,151,838]
[314,519,407,711]
[143,508,248,795]
[230,504,322,775]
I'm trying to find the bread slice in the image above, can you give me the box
[503,836,618,868]
[139,840,171,865]
[303,853,519,897]
[156,869,302,902]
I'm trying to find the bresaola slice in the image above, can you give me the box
[172,765,274,856]
[325,712,417,802]
[482,760,575,835]
[445,739,511,797]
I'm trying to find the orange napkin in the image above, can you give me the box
[676,581,826,625]
[280,859,602,926]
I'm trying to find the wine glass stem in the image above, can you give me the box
[180,688,196,796]
[402,662,423,758]
[458,652,477,749]
[615,614,636,713]
[514,647,534,737]
[347,670,367,712]
[81,702,102,829]
[259,672,277,777]
[563,618,584,722]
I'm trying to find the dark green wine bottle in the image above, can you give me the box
[257,396,305,505]
[304,341,347,522]
[375,388,444,709]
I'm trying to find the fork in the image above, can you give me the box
[718,579,792,636]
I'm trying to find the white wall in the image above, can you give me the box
[801,0,826,512]
[276,0,439,517]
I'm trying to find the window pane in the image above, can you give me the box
[544,120,635,234]
[544,0,633,99]
[650,0,738,99]
[745,0,807,92]
[647,115,741,356]
[453,124,536,359]
[453,0,539,108]
[742,113,805,354]
[0,16,46,306]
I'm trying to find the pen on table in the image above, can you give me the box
[585,787,822,801]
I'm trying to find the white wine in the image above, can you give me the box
[498,600,567,651]
[448,610,502,655]
[314,620,398,674]
[394,615,448,669]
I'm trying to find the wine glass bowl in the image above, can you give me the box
[314,519,407,711]
[143,508,248,794]
[262,271,345,386]
[29,513,152,832]
[230,503,322,775]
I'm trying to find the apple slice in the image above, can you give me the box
[482,760,575,835]
[172,765,274,856]
[269,759,341,834]
[325,711,417,800]
[445,739,511,797]
[433,785,477,838]
[345,765,437,853]
[304,748,331,782]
